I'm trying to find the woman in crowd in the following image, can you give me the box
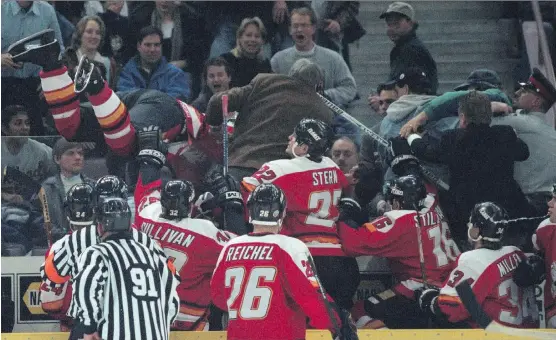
[221,17,272,87]
[62,15,117,88]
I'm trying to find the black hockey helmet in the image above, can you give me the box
[468,202,508,248]
[247,184,287,227]
[160,180,195,219]
[96,197,132,234]
[65,183,95,230]
[384,175,427,209]
[293,118,334,161]
[94,175,128,206]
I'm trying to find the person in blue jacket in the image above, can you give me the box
[118,26,190,101]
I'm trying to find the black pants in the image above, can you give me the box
[313,256,360,310]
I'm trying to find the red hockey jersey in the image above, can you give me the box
[242,156,350,256]
[210,232,338,340]
[135,175,235,330]
[437,246,539,328]
[338,206,460,296]
[532,218,556,327]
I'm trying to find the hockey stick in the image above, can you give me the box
[38,187,54,247]
[221,95,229,176]
[413,204,430,289]
[306,255,341,340]
[317,93,450,191]
[455,281,553,339]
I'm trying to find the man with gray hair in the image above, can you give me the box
[206,59,333,180]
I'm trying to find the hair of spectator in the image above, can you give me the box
[72,15,106,49]
[458,90,493,124]
[137,26,163,45]
[288,58,324,88]
[202,57,232,82]
[291,7,318,25]
[333,136,360,153]
[377,82,396,94]
[397,67,434,95]
[1,105,28,127]
[236,17,267,43]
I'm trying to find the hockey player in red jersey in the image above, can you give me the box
[339,175,460,329]
[210,184,358,340]
[239,118,360,311]
[419,202,540,329]
[514,184,556,328]
[132,129,245,330]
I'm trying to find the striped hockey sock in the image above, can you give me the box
[88,83,135,155]
[40,66,81,138]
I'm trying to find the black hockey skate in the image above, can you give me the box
[8,29,61,69]
[74,56,104,94]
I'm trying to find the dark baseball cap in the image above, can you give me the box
[386,68,432,94]
[454,69,502,91]
[380,2,415,20]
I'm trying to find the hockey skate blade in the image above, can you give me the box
[74,55,94,94]
[485,321,555,339]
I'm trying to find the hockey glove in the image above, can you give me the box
[390,154,420,177]
[137,149,166,169]
[339,198,362,222]
[389,136,412,158]
[193,192,216,218]
[513,254,545,287]
[417,288,439,316]
[137,125,167,153]
[207,172,243,210]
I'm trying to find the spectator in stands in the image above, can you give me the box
[38,138,91,243]
[49,1,75,48]
[313,1,366,71]
[379,2,437,92]
[1,0,64,135]
[374,82,399,116]
[379,68,435,141]
[271,7,357,108]
[221,17,272,88]
[192,57,232,113]
[1,105,56,204]
[118,26,191,101]
[331,136,359,174]
[62,15,117,88]
[84,0,129,17]
[97,1,134,66]
[206,58,333,180]
[407,91,535,245]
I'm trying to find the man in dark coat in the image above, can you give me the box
[407,91,535,247]
[206,58,333,180]
[380,2,438,93]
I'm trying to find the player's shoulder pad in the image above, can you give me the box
[536,217,555,232]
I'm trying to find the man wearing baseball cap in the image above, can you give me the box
[380,2,438,93]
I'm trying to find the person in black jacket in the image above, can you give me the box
[379,2,438,94]
[406,91,535,248]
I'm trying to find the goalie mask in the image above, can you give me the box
[94,175,128,208]
[292,118,334,161]
[384,175,426,210]
[161,180,195,219]
[65,183,95,230]
[96,197,132,234]
[468,202,508,248]
[247,184,287,228]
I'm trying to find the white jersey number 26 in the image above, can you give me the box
[225,267,276,320]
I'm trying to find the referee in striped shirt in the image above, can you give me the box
[71,197,179,340]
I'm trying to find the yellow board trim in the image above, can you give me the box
[2,330,556,340]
